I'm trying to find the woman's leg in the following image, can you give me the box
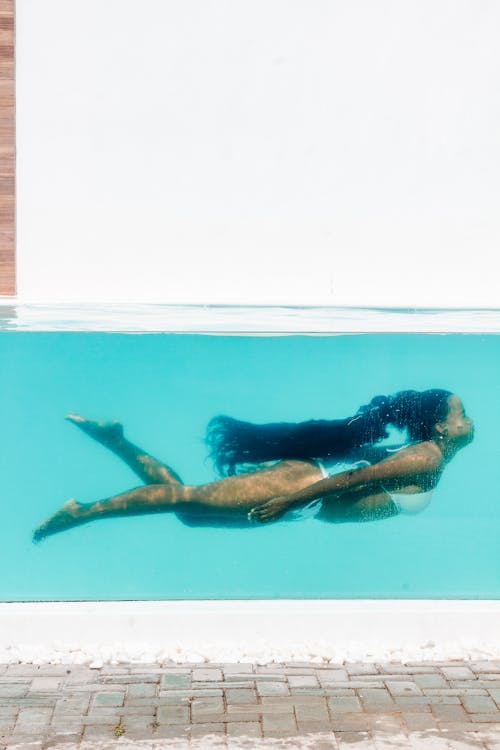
[66,414,183,485]
[33,459,323,541]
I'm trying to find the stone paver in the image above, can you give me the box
[0,661,499,747]
[256,681,290,696]
[329,695,362,713]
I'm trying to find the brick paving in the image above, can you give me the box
[0,661,499,748]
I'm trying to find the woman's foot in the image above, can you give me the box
[66,414,124,446]
[33,499,87,543]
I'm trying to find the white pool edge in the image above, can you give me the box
[1,600,499,665]
[3,302,500,332]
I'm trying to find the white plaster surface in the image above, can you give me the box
[8,1,500,682]
[1,601,499,665]
[15,0,500,307]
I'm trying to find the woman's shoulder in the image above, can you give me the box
[391,440,443,470]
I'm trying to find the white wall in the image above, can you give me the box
[16,0,500,306]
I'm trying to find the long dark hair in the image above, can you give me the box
[206,389,453,476]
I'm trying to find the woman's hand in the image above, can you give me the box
[248,496,292,523]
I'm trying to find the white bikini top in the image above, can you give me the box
[388,489,433,515]
[382,440,435,514]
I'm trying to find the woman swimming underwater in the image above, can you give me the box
[33,389,474,541]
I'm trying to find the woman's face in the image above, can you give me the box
[437,395,474,444]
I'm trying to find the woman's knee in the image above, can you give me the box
[146,483,187,505]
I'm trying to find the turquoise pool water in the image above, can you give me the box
[1,327,498,600]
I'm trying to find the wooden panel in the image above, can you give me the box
[0,0,14,295]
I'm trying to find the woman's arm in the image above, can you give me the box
[249,444,442,521]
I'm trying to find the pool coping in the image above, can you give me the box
[2,302,500,332]
[1,600,499,664]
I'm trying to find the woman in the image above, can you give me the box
[33,389,474,541]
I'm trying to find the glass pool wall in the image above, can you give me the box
[1,306,499,601]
